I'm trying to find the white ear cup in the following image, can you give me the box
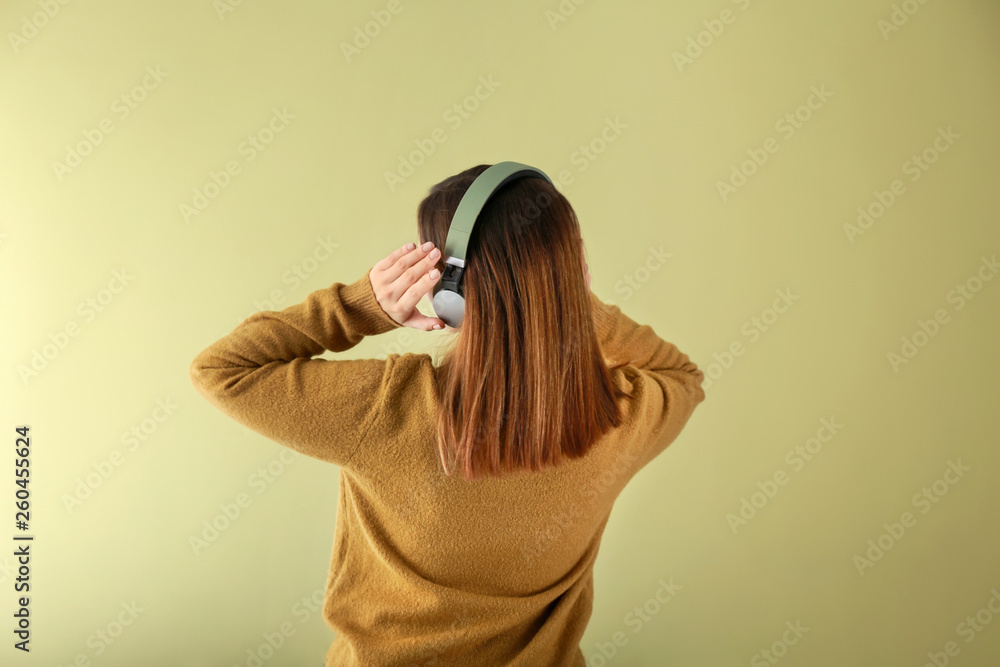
[432,289,465,328]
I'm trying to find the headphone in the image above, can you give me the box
[431,161,553,329]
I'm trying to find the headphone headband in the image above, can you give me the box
[444,162,553,266]
[431,161,553,328]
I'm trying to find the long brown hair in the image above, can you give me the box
[417,164,627,480]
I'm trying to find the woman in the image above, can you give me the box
[189,163,706,666]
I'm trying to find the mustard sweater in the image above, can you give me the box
[189,268,706,666]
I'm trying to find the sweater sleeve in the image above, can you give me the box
[188,269,404,467]
[588,289,706,463]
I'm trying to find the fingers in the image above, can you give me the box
[373,241,438,290]
[374,241,441,314]
[373,242,416,272]
[401,243,440,288]
[395,249,441,316]
[407,312,447,332]
[379,241,440,286]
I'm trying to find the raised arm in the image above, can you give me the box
[189,271,404,466]
[588,288,706,465]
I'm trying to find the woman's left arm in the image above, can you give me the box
[189,267,408,466]
[189,242,445,466]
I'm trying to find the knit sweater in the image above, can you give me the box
[188,268,706,666]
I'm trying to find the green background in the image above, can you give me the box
[2,1,999,665]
